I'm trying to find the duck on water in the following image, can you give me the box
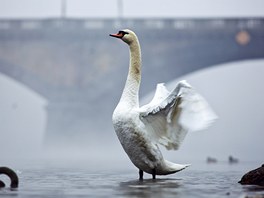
[110,29,217,180]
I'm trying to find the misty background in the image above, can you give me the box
[0,0,264,168]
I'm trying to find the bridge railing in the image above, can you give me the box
[0,18,263,32]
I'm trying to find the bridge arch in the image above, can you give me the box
[0,18,263,147]
[142,58,264,104]
[0,59,49,97]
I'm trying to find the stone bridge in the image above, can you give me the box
[0,18,263,146]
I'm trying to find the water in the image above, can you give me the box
[1,161,264,198]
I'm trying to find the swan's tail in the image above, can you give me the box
[161,160,190,175]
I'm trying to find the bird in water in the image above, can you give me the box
[110,29,217,180]
[239,164,264,186]
[0,166,19,188]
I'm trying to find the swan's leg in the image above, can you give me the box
[139,169,143,180]
[152,169,156,179]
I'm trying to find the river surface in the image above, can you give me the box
[0,161,264,198]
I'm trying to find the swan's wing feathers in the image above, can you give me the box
[140,95,186,150]
[139,80,217,150]
[152,83,170,102]
[141,83,170,109]
[178,87,218,131]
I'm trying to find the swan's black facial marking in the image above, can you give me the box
[119,31,129,36]
[110,30,129,39]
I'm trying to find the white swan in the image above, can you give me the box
[110,29,217,180]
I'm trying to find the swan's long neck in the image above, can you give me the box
[119,39,141,108]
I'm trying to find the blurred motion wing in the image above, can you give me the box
[139,80,217,150]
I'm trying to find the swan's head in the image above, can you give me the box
[110,29,137,45]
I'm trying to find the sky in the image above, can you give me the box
[0,0,264,166]
[0,0,264,18]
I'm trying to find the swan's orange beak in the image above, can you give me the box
[109,32,123,39]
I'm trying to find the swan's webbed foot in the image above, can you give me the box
[152,169,156,179]
[139,169,143,180]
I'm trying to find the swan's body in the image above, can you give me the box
[110,29,217,179]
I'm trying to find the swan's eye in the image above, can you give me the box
[119,31,129,36]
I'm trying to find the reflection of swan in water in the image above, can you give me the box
[0,167,19,188]
[110,29,217,180]
[120,178,182,188]
[119,178,181,197]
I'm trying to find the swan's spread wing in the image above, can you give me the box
[139,80,217,150]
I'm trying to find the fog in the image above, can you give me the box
[0,0,263,169]
[0,0,263,18]
[1,59,263,168]
[0,74,47,160]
